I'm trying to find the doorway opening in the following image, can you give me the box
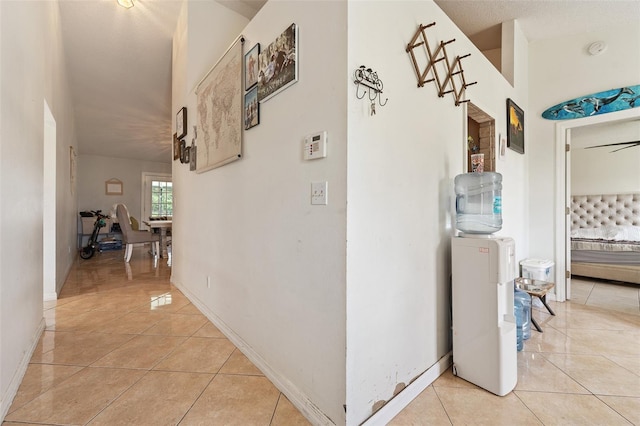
[554,107,640,302]
[467,103,496,172]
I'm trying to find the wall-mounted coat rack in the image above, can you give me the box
[354,65,388,115]
[406,22,476,106]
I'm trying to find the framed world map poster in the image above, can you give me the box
[195,36,244,173]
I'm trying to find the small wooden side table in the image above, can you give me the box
[515,277,556,332]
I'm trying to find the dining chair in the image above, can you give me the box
[116,204,159,262]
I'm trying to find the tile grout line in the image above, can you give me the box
[269,392,283,425]
[594,394,640,425]
[176,372,219,425]
[430,385,454,425]
[511,390,547,425]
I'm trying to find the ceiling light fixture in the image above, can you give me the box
[117,0,134,9]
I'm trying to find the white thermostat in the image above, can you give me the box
[303,131,328,160]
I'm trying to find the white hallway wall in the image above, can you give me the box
[0,0,78,419]
[346,2,529,424]
[171,0,347,423]
[528,24,640,262]
[45,1,79,297]
[173,0,530,424]
[571,121,640,195]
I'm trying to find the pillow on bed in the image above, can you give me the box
[571,226,617,240]
[611,225,640,241]
[571,225,640,242]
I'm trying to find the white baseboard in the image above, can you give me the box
[1,318,45,422]
[173,281,335,426]
[361,352,452,426]
[43,292,58,302]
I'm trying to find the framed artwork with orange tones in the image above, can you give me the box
[507,98,524,154]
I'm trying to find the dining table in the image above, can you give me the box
[143,219,172,258]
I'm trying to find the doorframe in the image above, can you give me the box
[554,107,640,302]
[43,100,57,301]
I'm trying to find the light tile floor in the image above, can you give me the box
[390,277,640,426]
[570,276,640,316]
[4,248,309,426]
[4,250,640,425]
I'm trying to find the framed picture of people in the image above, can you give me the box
[257,23,298,102]
[245,43,260,90]
[244,86,259,130]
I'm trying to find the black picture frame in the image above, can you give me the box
[244,86,259,130]
[176,107,187,139]
[244,43,260,91]
[173,133,180,161]
[507,99,524,154]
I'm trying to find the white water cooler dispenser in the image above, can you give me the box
[451,236,517,396]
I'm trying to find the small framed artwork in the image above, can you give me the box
[183,145,191,164]
[258,23,298,102]
[507,99,524,154]
[245,43,260,90]
[105,178,123,195]
[244,86,259,130]
[179,139,187,163]
[173,133,180,161]
[176,107,187,139]
[190,143,197,171]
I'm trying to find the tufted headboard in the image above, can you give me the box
[571,194,640,231]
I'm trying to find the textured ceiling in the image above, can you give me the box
[434,0,640,50]
[60,0,638,164]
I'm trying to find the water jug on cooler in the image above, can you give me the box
[454,172,503,234]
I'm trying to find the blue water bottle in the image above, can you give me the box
[513,289,531,340]
[515,289,532,340]
[514,303,524,351]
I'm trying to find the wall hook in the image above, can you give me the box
[355,81,367,100]
[353,65,388,113]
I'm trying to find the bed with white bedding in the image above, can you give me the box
[570,194,640,284]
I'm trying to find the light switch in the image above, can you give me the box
[311,181,328,205]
